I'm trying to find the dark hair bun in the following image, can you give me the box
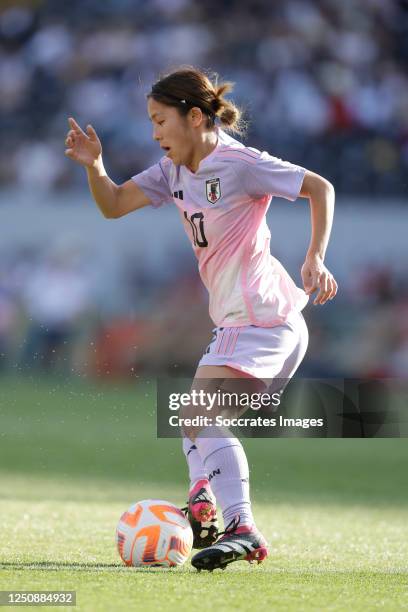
[211,82,243,132]
[149,67,246,135]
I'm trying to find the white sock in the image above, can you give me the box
[182,436,208,488]
[194,426,254,528]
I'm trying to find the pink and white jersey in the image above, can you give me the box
[132,129,308,328]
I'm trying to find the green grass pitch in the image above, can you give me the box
[0,375,407,611]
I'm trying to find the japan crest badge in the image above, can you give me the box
[206,178,221,204]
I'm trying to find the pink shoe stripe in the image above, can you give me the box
[189,480,216,522]
[245,546,269,564]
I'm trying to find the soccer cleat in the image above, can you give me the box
[189,479,217,522]
[191,515,268,571]
[182,479,219,549]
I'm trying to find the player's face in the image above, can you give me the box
[148,98,194,166]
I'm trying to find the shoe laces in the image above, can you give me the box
[217,514,241,539]
[181,502,217,519]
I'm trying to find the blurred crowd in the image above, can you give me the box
[1,242,407,379]
[1,0,408,195]
[1,0,407,381]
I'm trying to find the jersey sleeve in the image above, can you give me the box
[131,159,172,208]
[240,150,306,201]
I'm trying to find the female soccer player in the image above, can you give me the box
[65,67,337,571]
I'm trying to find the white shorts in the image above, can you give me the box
[198,311,308,388]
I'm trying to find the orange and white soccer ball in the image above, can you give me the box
[116,499,193,567]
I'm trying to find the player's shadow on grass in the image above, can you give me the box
[0,561,186,572]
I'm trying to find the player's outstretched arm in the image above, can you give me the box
[64,117,150,218]
[299,170,338,305]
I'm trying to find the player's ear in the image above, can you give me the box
[190,107,204,127]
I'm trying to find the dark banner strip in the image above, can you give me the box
[156,378,408,438]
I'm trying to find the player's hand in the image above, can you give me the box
[64,117,102,168]
[301,254,338,305]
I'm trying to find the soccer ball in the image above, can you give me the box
[116,499,193,567]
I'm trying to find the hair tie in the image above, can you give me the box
[211,97,221,112]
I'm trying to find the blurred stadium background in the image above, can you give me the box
[1,0,408,381]
[1,3,408,607]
